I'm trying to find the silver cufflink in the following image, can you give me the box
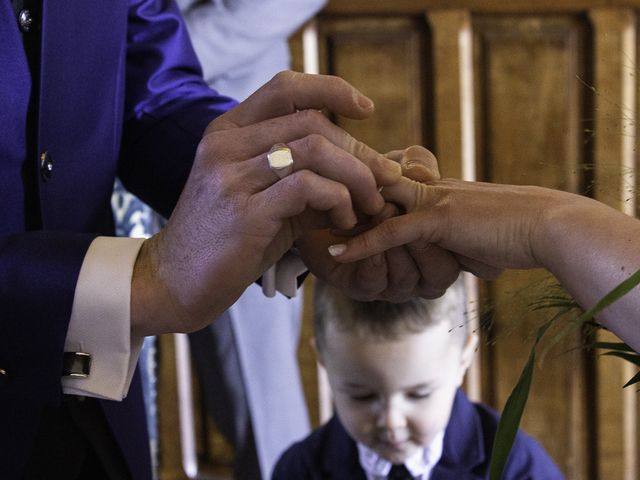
[62,352,92,378]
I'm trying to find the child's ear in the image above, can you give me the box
[456,333,479,386]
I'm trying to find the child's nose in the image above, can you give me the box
[376,401,407,431]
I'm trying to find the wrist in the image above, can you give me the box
[533,189,595,275]
[131,236,192,336]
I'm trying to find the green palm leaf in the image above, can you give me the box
[601,351,640,367]
[489,268,640,479]
[489,320,552,480]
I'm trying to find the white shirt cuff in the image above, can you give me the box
[261,249,307,298]
[62,236,145,400]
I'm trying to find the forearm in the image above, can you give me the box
[331,176,640,348]
[536,192,640,349]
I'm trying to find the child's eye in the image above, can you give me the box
[350,393,377,402]
[407,391,431,400]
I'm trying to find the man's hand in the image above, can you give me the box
[131,71,401,336]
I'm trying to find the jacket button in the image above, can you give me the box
[0,368,8,386]
[18,9,33,33]
[40,151,53,180]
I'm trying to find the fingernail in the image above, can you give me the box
[404,160,418,171]
[328,244,347,257]
[358,95,374,111]
[348,212,358,229]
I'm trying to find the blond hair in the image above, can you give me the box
[314,278,468,353]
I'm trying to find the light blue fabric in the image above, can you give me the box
[112,179,162,478]
[177,0,326,99]
[110,1,325,477]
[177,1,326,477]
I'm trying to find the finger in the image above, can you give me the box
[350,254,390,300]
[378,247,420,302]
[405,241,461,297]
[233,135,390,215]
[328,202,399,241]
[370,201,403,224]
[330,212,507,279]
[253,169,358,230]
[400,146,440,182]
[384,149,405,162]
[328,213,429,262]
[380,176,424,211]
[329,223,373,238]
[296,230,389,300]
[369,200,459,298]
[204,110,401,187]
[211,71,375,131]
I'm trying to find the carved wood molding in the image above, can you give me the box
[326,0,640,14]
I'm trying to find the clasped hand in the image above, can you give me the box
[132,72,452,336]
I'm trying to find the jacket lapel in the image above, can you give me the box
[320,416,368,480]
[432,390,487,479]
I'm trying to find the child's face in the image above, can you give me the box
[320,320,473,465]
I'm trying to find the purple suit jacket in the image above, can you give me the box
[0,0,235,477]
[272,390,565,479]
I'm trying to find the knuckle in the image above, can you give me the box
[326,73,349,90]
[215,168,236,195]
[198,131,230,161]
[347,135,368,158]
[285,171,304,191]
[195,135,214,159]
[264,71,299,100]
[286,169,312,194]
[271,70,297,88]
[334,185,351,206]
[301,133,329,155]
[346,136,380,175]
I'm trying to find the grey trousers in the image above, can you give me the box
[188,286,310,479]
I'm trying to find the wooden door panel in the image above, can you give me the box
[473,15,589,476]
[318,17,429,153]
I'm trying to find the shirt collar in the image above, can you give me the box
[357,431,445,480]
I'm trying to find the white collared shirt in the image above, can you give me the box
[62,236,305,400]
[358,431,445,480]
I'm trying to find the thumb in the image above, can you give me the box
[211,71,374,133]
[400,145,440,182]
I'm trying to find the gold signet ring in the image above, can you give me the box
[267,143,294,179]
